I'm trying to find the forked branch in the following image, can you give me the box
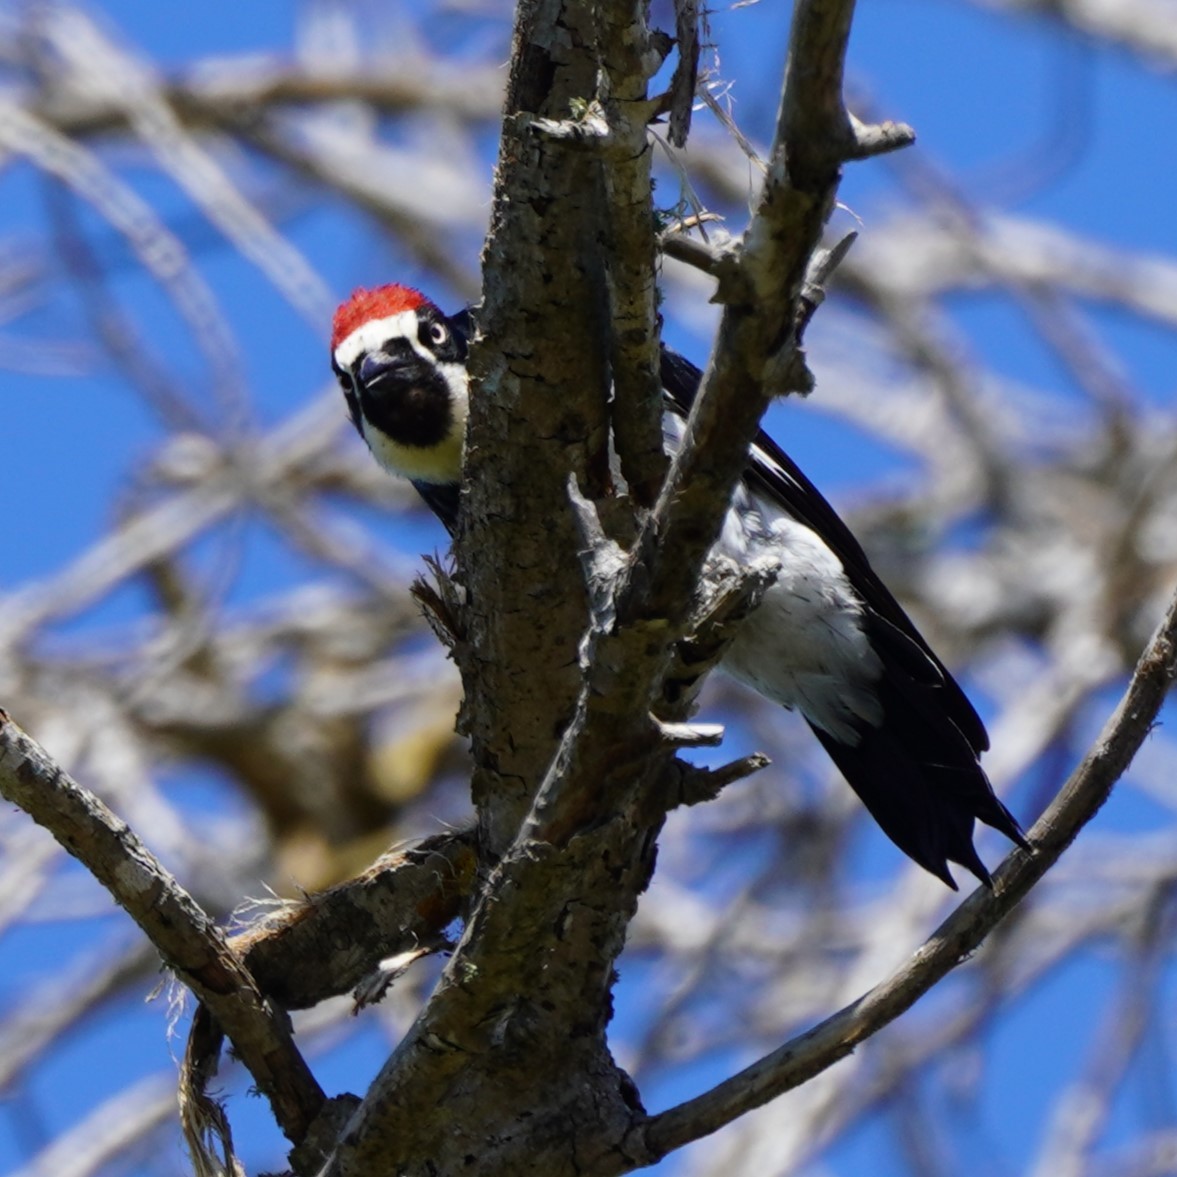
[0,714,325,1147]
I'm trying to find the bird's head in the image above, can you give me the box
[331,284,469,485]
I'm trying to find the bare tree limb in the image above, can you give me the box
[624,0,910,640]
[233,828,478,1010]
[320,2,914,1173]
[34,62,504,138]
[969,0,1177,67]
[597,0,672,507]
[639,576,1177,1160]
[0,713,325,1146]
[666,0,700,148]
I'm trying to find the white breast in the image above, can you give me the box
[360,402,466,484]
[716,491,883,745]
[658,410,883,742]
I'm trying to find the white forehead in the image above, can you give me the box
[333,310,420,369]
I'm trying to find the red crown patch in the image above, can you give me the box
[332,284,428,350]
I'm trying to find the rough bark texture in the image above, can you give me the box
[324,4,662,1166]
[320,0,911,1172]
[459,0,614,856]
[233,829,479,1011]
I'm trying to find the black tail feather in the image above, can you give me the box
[813,723,991,888]
[809,617,1028,888]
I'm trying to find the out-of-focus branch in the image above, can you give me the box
[25,29,491,300]
[970,0,1177,67]
[0,714,325,1146]
[9,1072,177,1177]
[0,394,342,649]
[1029,908,1166,1177]
[33,61,504,139]
[0,100,248,426]
[45,181,215,433]
[41,12,332,337]
[209,111,481,298]
[0,938,156,1091]
[853,214,1177,331]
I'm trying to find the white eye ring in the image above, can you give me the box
[429,322,448,345]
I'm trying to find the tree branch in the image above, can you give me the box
[597,1,672,507]
[34,63,503,139]
[527,0,902,851]
[633,0,901,612]
[638,576,1177,1160]
[313,1,918,1172]
[666,0,700,148]
[233,828,478,1010]
[0,713,325,1147]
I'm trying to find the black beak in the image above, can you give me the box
[357,345,425,392]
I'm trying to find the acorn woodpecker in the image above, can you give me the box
[331,283,1028,888]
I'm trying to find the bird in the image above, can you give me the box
[330,283,1029,888]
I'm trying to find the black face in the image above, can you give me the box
[333,308,468,450]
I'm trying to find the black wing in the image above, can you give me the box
[660,347,1027,886]
[413,479,460,535]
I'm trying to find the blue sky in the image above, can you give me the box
[3,2,1177,1174]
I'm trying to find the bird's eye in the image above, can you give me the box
[428,322,448,346]
[335,369,353,392]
